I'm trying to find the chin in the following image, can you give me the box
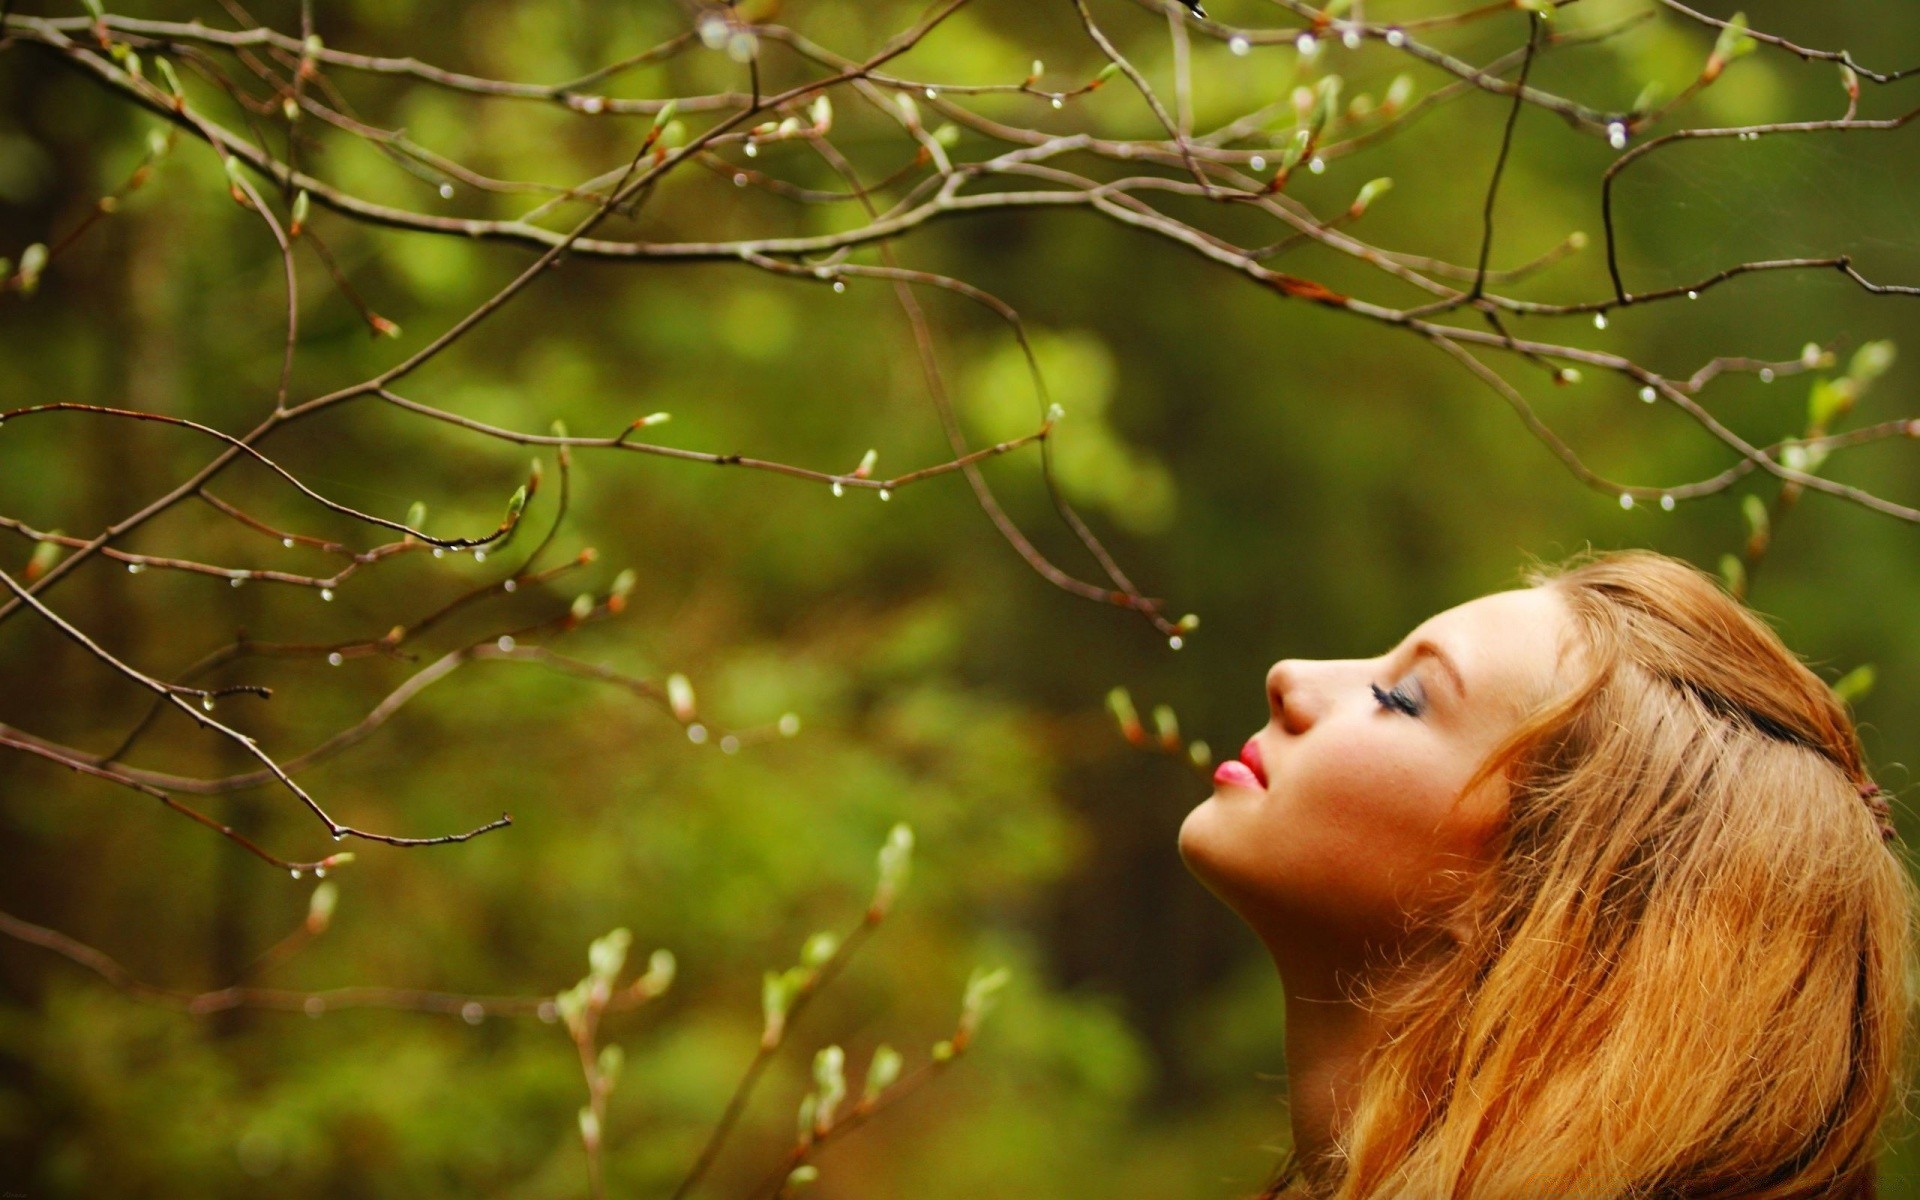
[1177,796,1230,886]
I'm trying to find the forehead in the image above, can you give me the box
[1415,586,1576,717]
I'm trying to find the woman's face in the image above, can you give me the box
[1179,585,1576,968]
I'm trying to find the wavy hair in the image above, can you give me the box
[1263,549,1918,1200]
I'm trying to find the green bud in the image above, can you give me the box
[577,1107,600,1147]
[1152,704,1179,747]
[931,1039,955,1062]
[1833,664,1876,706]
[1310,75,1343,133]
[960,965,1011,1035]
[571,593,594,621]
[305,881,339,933]
[763,970,793,1045]
[1742,494,1770,555]
[27,539,63,580]
[1708,13,1757,76]
[650,99,678,135]
[1807,377,1856,431]
[1718,553,1747,598]
[812,1044,847,1127]
[506,485,528,519]
[16,243,47,295]
[801,931,839,967]
[1351,177,1392,214]
[667,673,695,720]
[1106,686,1144,745]
[156,56,185,100]
[873,823,913,913]
[1383,74,1415,112]
[597,1044,624,1085]
[787,1165,819,1190]
[290,189,310,231]
[405,500,427,529]
[588,928,631,984]
[1849,340,1896,384]
[1188,740,1212,770]
[555,981,589,1035]
[1097,62,1121,82]
[640,948,676,995]
[863,1043,903,1101]
[611,568,638,598]
[933,123,961,148]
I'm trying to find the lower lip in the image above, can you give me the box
[1213,760,1260,789]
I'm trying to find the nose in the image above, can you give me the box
[1267,659,1315,735]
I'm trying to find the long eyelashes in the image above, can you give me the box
[1371,681,1424,717]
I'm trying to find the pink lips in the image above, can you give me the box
[1211,737,1270,790]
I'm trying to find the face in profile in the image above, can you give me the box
[1179,586,1577,975]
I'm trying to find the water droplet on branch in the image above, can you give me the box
[1229,35,1251,56]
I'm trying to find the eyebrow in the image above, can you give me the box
[1409,639,1468,701]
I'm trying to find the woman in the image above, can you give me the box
[1180,549,1917,1199]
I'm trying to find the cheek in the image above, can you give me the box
[1181,733,1487,934]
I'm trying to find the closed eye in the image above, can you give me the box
[1371,680,1424,717]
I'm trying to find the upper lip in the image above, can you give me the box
[1238,737,1269,788]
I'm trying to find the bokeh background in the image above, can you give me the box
[3,0,1919,1195]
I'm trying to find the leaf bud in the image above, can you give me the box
[1349,177,1392,216]
[872,823,914,915]
[26,538,63,581]
[801,931,839,967]
[1106,686,1145,746]
[305,881,339,933]
[1833,664,1876,705]
[863,1043,903,1102]
[597,1044,624,1086]
[812,1044,847,1129]
[960,965,1010,1037]
[667,673,696,721]
[639,948,676,996]
[588,928,631,985]
[16,243,47,295]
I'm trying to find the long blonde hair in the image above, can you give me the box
[1267,549,1919,1200]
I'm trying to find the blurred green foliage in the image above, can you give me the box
[3,0,1919,1196]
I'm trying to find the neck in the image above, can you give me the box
[1280,965,1382,1191]
[1256,931,1412,1194]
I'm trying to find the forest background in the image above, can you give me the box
[2,0,1919,1196]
